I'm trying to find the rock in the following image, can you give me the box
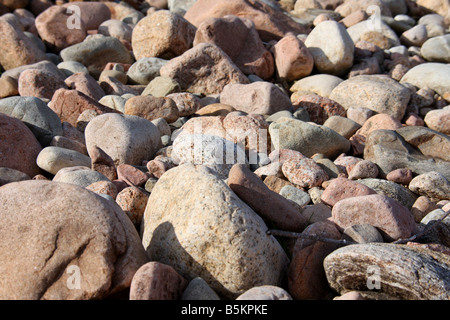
[116,186,149,228]
[140,164,289,299]
[416,0,450,25]
[18,69,68,100]
[304,21,354,76]
[166,92,202,117]
[291,94,346,125]
[386,168,413,185]
[57,61,89,78]
[346,106,375,126]
[279,185,311,207]
[290,74,343,98]
[193,15,274,80]
[331,194,417,241]
[53,166,110,188]
[151,118,172,137]
[421,209,450,225]
[220,82,291,115]
[61,1,111,30]
[336,0,391,17]
[0,75,19,98]
[60,37,134,78]
[49,89,119,127]
[98,19,133,49]
[168,0,197,15]
[323,116,360,139]
[35,5,87,53]
[141,76,181,98]
[64,72,106,101]
[364,129,450,181]
[195,103,236,117]
[333,291,366,300]
[320,177,377,207]
[411,196,439,223]
[85,113,161,167]
[131,10,196,61]
[358,178,418,210]
[236,286,292,300]
[0,180,147,299]
[228,164,306,232]
[400,24,428,47]
[420,35,450,63]
[36,146,91,175]
[346,20,401,49]
[184,0,310,42]
[339,10,368,28]
[2,60,65,82]
[288,220,342,300]
[159,43,250,95]
[324,243,450,300]
[0,167,30,186]
[0,96,63,146]
[99,76,139,96]
[116,164,149,188]
[282,158,329,189]
[127,58,168,86]
[269,118,350,159]
[85,180,118,200]
[0,19,46,70]
[400,63,450,101]
[89,145,117,181]
[129,261,187,300]
[0,113,42,177]
[343,224,384,243]
[424,107,450,135]
[357,113,402,139]
[181,277,221,300]
[263,175,296,193]
[146,156,176,179]
[329,75,411,120]
[348,160,379,180]
[124,96,179,123]
[409,171,450,202]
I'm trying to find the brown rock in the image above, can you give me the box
[89,145,117,181]
[386,168,413,185]
[193,15,274,80]
[146,156,176,179]
[227,164,307,232]
[0,113,42,177]
[115,186,149,227]
[184,0,310,42]
[194,103,236,117]
[62,2,111,31]
[300,203,332,224]
[50,136,87,156]
[132,10,196,61]
[166,92,202,117]
[288,220,342,300]
[159,43,250,96]
[129,262,188,300]
[339,10,368,28]
[331,194,418,241]
[357,113,403,138]
[65,72,106,101]
[320,177,377,207]
[272,33,314,82]
[291,94,346,125]
[347,160,379,180]
[86,180,119,200]
[282,158,329,189]
[263,175,297,193]
[411,195,439,223]
[18,69,68,100]
[0,75,19,98]
[269,149,307,164]
[117,164,149,187]
[49,89,119,127]
[124,96,179,123]
[0,19,46,70]
[35,5,87,53]
[99,76,140,97]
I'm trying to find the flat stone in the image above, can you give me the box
[36,146,91,175]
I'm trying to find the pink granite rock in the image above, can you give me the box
[18,69,68,100]
[282,158,329,189]
[320,177,377,207]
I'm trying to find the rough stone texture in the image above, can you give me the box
[236,286,292,300]
[331,194,417,241]
[89,145,117,182]
[291,94,346,125]
[193,15,274,80]
[159,43,250,96]
[304,21,354,76]
[220,82,292,115]
[347,160,379,180]
[131,10,196,61]
[386,168,413,186]
[323,116,360,139]
[166,92,202,117]
[116,186,149,228]
[228,164,306,232]
[85,180,118,200]
[324,243,450,300]
[184,0,310,42]
[357,113,402,138]
[140,164,289,299]
[124,96,179,123]
[346,20,401,49]
[320,177,377,207]
[0,180,148,300]
[127,57,168,86]
[129,261,187,300]
[409,171,450,202]
[329,75,411,120]
[85,113,162,166]
[280,185,311,208]
[18,69,68,101]
[64,72,106,102]
[282,158,329,189]
[62,1,111,30]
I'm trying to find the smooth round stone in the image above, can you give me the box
[420,34,450,63]
[52,166,110,188]
[280,185,311,207]
[98,95,127,113]
[57,61,89,78]
[181,277,221,300]
[127,57,168,85]
[37,146,92,175]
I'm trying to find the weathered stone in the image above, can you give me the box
[36,146,91,175]
[409,171,450,202]
[320,177,377,207]
[282,158,329,189]
[291,94,346,125]
[124,96,179,123]
[53,166,110,188]
[181,277,221,300]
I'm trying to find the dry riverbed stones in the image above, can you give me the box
[0,0,449,301]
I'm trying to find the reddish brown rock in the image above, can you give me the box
[405,113,425,127]
[331,194,418,241]
[124,96,179,123]
[194,103,236,117]
[62,1,111,30]
[50,135,87,156]
[184,0,310,42]
[386,168,413,185]
[64,72,106,101]
[288,220,342,300]
[35,5,87,53]
[263,175,297,193]
[18,69,68,100]
[89,145,117,181]
[333,155,362,176]
[159,43,250,95]
[291,94,346,125]
[115,186,149,227]
[282,158,329,189]
[339,10,368,28]
[0,113,42,177]
[272,33,314,82]
[228,164,307,232]
[166,92,202,117]
[193,15,274,80]
[320,177,377,207]
[49,89,119,127]
[269,149,307,164]
[99,76,140,97]
[86,180,119,200]
[357,113,403,138]
[410,195,439,223]
[117,164,149,187]
[129,261,188,300]
[347,160,379,180]
[146,156,176,179]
